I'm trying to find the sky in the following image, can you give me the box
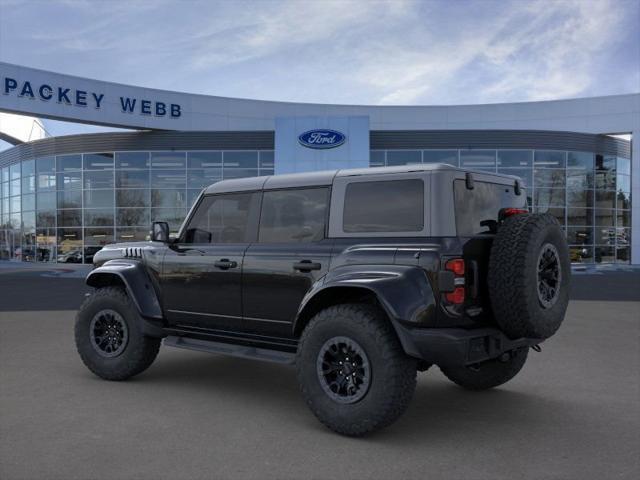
[0,0,638,142]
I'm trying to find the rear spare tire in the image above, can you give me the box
[488,213,570,340]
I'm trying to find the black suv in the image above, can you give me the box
[75,164,570,436]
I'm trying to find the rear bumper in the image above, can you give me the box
[395,324,541,367]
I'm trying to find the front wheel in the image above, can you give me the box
[75,286,161,381]
[296,303,417,436]
[440,348,529,391]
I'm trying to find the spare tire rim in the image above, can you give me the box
[537,243,561,308]
[316,336,371,404]
[90,309,129,358]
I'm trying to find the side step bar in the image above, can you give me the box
[164,336,296,365]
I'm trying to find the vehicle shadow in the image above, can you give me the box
[129,351,580,444]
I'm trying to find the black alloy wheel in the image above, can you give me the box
[537,243,561,308]
[316,336,371,404]
[89,309,129,358]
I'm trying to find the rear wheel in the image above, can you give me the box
[440,348,528,390]
[75,287,161,381]
[488,213,570,340]
[296,303,417,436]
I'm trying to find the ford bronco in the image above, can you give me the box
[75,164,570,436]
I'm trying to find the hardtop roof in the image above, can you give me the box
[203,163,521,194]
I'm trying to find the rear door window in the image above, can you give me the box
[258,188,329,243]
[454,180,526,235]
[343,179,424,233]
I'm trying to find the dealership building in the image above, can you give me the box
[0,62,638,265]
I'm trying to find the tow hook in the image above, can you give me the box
[531,344,542,353]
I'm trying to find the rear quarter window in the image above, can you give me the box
[343,179,424,233]
[454,179,526,235]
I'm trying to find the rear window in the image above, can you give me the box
[454,179,526,235]
[343,179,424,233]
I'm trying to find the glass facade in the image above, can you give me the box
[371,149,632,264]
[0,146,631,265]
[0,150,274,263]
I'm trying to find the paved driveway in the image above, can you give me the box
[0,270,638,480]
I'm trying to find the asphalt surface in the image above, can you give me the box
[1,268,639,480]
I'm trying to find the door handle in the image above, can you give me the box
[214,259,238,270]
[293,260,322,272]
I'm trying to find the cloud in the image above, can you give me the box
[359,0,631,104]
[0,0,637,106]
[475,0,626,102]
[186,0,411,70]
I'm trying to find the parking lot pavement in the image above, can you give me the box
[1,271,639,480]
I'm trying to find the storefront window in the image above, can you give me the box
[116,152,149,169]
[117,208,150,227]
[151,170,186,189]
[386,150,421,166]
[84,209,115,226]
[460,150,496,170]
[534,169,565,188]
[423,150,458,165]
[188,151,222,169]
[151,189,187,209]
[567,151,594,169]
[0,145,632,264]
[224,151,258,169]
[370,151,385,167]
[57,155,82,171]
[497,150,532,168]
[116,170,149,188]
[150,152,185,169]
[36,157,55,174]
[117,189,150,208]
[259,151,274,170]
[83,153,114,170]
[534,151,566,168]
[84,190,114,209]
[22,159,35,177]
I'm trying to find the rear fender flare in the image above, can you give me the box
[294,265,437,356]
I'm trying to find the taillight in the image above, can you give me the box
[445,287,465,304]
[500,208,529,220]
[445,258,465,276]
[444,258,465,304]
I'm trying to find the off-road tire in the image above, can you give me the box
[440,348,528,390]
[488,213,570,340]
[75,286,161,381]
[296,303,417,436]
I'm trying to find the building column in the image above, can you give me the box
[631,129,639,265]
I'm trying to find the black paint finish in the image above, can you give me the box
[161,243,248,331]
[87,168,512,363]
[242,240,334,337]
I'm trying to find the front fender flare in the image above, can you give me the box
[86,260,164,333]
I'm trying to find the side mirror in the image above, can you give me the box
[151,221,170,243]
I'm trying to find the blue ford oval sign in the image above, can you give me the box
[298,129,346,149]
